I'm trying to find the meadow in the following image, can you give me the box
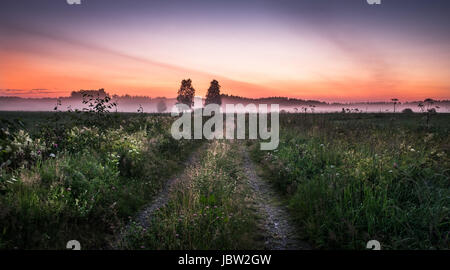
[251,113,449,249]
[0,109,449,250]
[0,110,199,249]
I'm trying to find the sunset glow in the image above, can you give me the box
[0,0,449,101]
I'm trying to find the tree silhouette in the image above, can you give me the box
[391,98,400,113]
[205,79,222,106]
[176,79,195,108]
[157,99,167,113]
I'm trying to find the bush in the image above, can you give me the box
[402,108,414,114]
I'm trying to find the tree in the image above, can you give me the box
[205,80,222,106]
[157,99,167,113]
[391,98,400,113]
[176,79,195,108]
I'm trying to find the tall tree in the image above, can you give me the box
[176,79,195,108]
[205,80,222,106]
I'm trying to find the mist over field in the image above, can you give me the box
[1,92,449,113]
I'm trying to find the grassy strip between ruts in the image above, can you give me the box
[120,140,261,250]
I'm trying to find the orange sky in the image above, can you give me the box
[0,0,449,102]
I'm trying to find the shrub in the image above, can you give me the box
[402,108,414,114]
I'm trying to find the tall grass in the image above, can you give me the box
[121,141,260,250]
[251,113,449,249]
[0,114,199,249]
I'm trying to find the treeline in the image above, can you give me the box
[221,94,327,106]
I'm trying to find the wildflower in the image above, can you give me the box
[175,234,179,238]
[67,187,71,191]
[330,165,335,169]
[140,246,145,249]
[389,170,393,173]
[393,162,398,169]
[193,214,197,217]
[50,153,56,158]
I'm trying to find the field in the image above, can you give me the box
[0,110,449,250]
[251,113,450,249]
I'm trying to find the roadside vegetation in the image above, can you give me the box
[0,103,199,249]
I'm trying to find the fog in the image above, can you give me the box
[1,97,449,113]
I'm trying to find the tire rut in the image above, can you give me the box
[242,145,311,250]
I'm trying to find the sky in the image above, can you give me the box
[0,0,449,102]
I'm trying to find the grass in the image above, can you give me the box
[0,112,199,249]
[251,113,449,250]
[120,140,260,250]
[1,110,448,250]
